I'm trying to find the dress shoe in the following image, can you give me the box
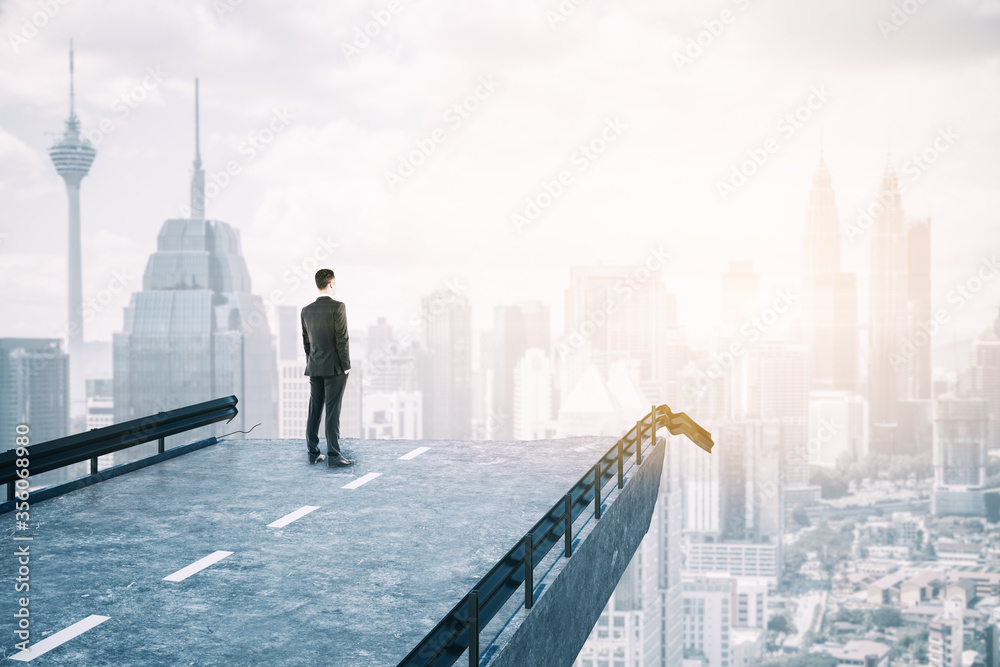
[309,453,326,464]
[328,456,355,467]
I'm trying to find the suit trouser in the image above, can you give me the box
[305,373,349,457]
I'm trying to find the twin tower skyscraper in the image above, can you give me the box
[801,150,931,456]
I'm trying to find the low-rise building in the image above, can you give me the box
[938,541,985,564]
[858,559,901,578]
[828,640,891,667]
[684,541,780,590]
[902,571,947,608]
[947,579,980,608]
[868,571,906,606]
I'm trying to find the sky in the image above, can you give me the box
[1,0,999,357]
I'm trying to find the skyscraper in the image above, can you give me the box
[0,339,74,487]
[801,153,858,391]
[420,290,472,439]
[906,218,932,400]
[683,420,784,589]
[113,81,278,445]
[801,154,840,297]
[0,339,69,452]
[681,573,733,667]
[276,305,302,362]
[363,317,420,395]
[189,78,206,220]
[492,302,550,439]
[719,422,748,540]
[962,308,1000,450]
[48,43,97,421]
[932,396,988,516]
[868,158,910,453]
[562,263,676,404]
[721,260,762,340]
[684,429,721,535]
[730,341,815,501]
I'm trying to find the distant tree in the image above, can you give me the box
[768,614,795,634]
[988,454,1000,478]
[871,606,903,628]
[793,504,811,527]
[834,607,865,625]
[964,519,985,533]
[810,467,849,499]
[934,519,956,539]
[762,653,838,667]
[887,452,932,480]
[892,630,929,660]
[785,548,807,574]
[794,522,853,576]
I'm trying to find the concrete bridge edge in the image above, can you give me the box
[488,438,666,667]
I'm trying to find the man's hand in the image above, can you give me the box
[345,369,350,374]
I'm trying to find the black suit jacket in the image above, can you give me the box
[301,297,351,376]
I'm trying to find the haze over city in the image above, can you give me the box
[1,0,998,345]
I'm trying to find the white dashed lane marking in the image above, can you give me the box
[398,447,430,460]
[162,551,233,582]
[267,505,320,528]
[341,472,382,489]
[9,615,110,662]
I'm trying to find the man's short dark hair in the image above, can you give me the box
[315,269,335,290]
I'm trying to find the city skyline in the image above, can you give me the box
[4,4,1000,664]
[1,0,998,351]
[4,47,998,465]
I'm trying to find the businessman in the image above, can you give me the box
[301,268,354,467]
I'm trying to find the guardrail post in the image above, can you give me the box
[564,494,573,557]
[650,405,657,456]
[594,463,602,520]
[524,534,534,609]
[90,457,98,475]
[468,590,479,667]
[636,423,643,466]
[158,436,165,454]
[638,419,644,459]
[617,439,624,489]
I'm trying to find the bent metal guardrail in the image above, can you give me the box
[398,403,713,667]
[0,395,239,502]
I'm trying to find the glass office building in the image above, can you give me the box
[113,219,278,449]
[0,338,69,451]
